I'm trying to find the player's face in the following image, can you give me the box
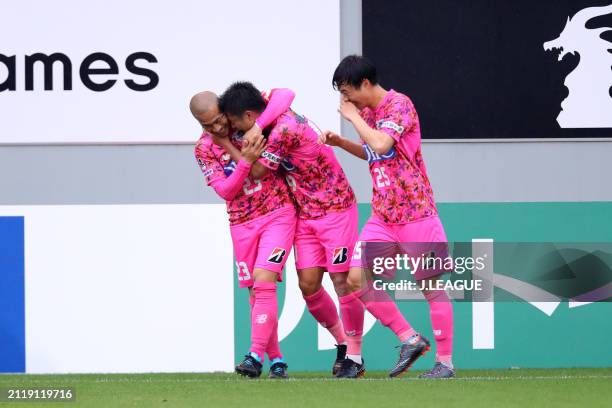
[339,83,369,110]
[198,105,230,138]
[227,111,256,132]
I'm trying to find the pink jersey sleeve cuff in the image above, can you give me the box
[256,88,295,129]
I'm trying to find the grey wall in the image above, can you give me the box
[1,0,611,206]
[0,144,209,205]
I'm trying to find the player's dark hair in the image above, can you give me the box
[332,55,378,90]
[218,81,266,116]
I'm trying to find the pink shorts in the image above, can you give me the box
[350,214,449,280]
[294,205,358,273]
[230,206,297,288]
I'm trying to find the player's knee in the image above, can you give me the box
[346,269,364,293]
[329,273,350,297]
[298,279,321,297]
[253,268,278,283]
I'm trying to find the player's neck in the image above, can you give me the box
[368,85,388,109]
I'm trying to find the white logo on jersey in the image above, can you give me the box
[376,120,404,133]
[262,151,281,164]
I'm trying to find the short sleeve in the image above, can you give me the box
[377,99,415,143]
[257,122,291,171]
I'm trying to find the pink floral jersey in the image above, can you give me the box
[257,110,356,219]
[359,89,438,224]
[195,133,293,225]
[194,88,295,225]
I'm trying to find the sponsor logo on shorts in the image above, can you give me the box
[332,247,349,265]
[267,247,287,264]
[376,120,404,134]
[262,151,281,164]
[255,314,268,324]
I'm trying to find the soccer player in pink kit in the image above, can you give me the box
[190,89,297,379]
[320,55,455,379]
[216,82,365,377]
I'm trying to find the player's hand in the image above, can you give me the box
[338,99,360,122]
[318,130,344,147]
[244,123,263,145]
[241,134,266,164]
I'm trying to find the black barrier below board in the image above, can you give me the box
[362,0,612,139]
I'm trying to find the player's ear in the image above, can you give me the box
[361,79,372,90]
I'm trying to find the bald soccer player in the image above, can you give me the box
[191,89,296,379]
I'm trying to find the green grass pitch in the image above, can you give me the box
[1,368,611,408]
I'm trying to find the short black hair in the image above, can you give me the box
[218,81,266,116]
[332,55,378,90]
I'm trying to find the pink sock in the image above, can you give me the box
[249,281,278,359]
[423,289,454,361]
[304,287,346,344]
[356,283,414,342]
[339,291,365,355]
[266,319,282,361]
[249,295,282,361]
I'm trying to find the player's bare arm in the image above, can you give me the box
[249,162,269,179]
[338,99,395,155]
[213,135,242,163]
[319,130,366,160]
